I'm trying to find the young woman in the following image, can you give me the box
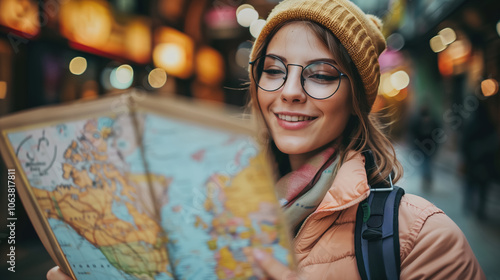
[48,0,485,279]
[244,0,485,279]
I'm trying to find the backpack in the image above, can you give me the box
[355,151,405,280]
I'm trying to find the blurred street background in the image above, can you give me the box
[0,0,499,279]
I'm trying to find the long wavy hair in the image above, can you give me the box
[248,21,403,186]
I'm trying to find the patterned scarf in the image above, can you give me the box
[276,146,339,233]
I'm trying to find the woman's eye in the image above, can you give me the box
[263,69,285,76]
[308,74,338,82]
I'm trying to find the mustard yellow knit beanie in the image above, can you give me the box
[250,0,386,109]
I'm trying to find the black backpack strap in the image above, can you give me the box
[355,199,370,280]
[355,187,405,280]
[356,151,405,280]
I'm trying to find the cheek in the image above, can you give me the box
[256,90,273,116]
[321,91,353,133]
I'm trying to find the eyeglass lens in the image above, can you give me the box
[252,56,343,99]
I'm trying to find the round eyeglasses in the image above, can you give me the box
[249,55,347,100]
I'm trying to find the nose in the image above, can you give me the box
[280,65,307,103]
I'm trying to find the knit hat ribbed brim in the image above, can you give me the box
[250,0,386,109]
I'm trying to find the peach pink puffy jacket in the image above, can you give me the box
[292,152,485,279]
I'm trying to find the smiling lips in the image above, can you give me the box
[277,114,316,122]
[275,112,317,130]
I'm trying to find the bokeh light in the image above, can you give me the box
[481,79,499,97]
[116,64,134,84]
[250,19,266,38]
[148,68,167,89]
[390,70,410,90]
[237,8,258,28]
[195,47,224,85]
[69,57,87,75]
[0,0,40,36]
[438,27,457,45]
[381,73,394,93]
[110,65,133,89]
[386,33,405,51]
[430,35,446,53]
[124,20,152,64]
[236,4,254,15]
[380,72,401,98]
[60,0,113,48]
[153,42,187,77]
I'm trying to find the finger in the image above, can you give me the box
[46,266,72,280]
[253,249,299,280]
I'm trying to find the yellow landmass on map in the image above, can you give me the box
[210,152,286,279]
[33,119,172,278]
[223,152,277,222]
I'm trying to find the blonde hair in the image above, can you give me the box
[248,21,403,186]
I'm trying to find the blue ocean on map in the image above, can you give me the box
[49,218,149,280]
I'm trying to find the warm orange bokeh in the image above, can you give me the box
[0,0,40,36]
[153,27,194,79]
[59,0,151,64]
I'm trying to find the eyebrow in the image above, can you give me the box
[266,53,340,66]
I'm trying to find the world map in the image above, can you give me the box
[7,111,292,279]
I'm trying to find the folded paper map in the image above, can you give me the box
[0,92,294,280]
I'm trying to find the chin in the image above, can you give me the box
[274,140,315,155]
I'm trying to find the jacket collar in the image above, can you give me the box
[315,151,370,212]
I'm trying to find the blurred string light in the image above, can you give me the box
[380,73,400,97]
[386,33,405,51]
[236,4,265,38]
[496,20,500,37]
[481,79,499,97]
[0,81,7,99]
[124,20,152,64]
[110,64,133,89]
[148,68,167,89]
[250,19,266,38]
[60,0,112,48]
[116,64,134,83]
[0,0,40,37]
[379,70,410,99]
[390,70,410,90]
[69,56,87,75]
[153,27,194,79]
[438,28,457,45]
[195,47,225,85]
[236,4,254,15]
[153,43,183,72]
[430,27,457,53]
[237,7,258,27]
[430,35,447,53]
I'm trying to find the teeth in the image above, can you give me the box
[277,114,314,122]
